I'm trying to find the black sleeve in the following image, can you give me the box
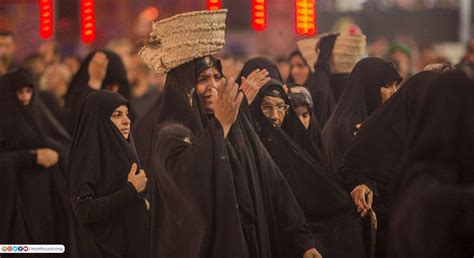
[71,182,139,224]
[0,125,37,169]
[0,149,37,169]
[272,170,316,255]
[260,146,316,255]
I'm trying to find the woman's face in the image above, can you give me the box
[16,87,33,106]
[380,80,399,103]
[196,67,225,114]
[294,105,311,129]
[260,96,289,128]
[110,105,131,139]
[290,55,310,85]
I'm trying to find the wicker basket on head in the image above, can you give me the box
[296,32,366,74]
[332,33,366,73]
[139,9,227,74]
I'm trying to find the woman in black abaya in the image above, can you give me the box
[287,84,324,152]
[389,69,473,258]
[389,70,474,258]
[69,91,149,258]
[339,70,443,258]
[250,79,366,258]
[0,69,101,257]
[322,57,402,174]
[64,50,131,134]
[150,55,320,258]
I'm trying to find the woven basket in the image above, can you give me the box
[332,34,366,73]
[139,9,227,74]
[296,32,366,73]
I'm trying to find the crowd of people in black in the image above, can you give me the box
[1,8,473,258]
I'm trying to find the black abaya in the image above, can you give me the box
[69,91,149,258]
[149,56,315,258]
[389,69,474,258]
[322,57,402,174]
[0,69,101,258]
[340,70,442,258]
[250,81,366,258]
[287,84,325,152]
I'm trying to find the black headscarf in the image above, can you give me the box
[64,50,131,134]
[0,69,101,257]
[339,70,442,258]
[234,57,284,124]
[287,50,336,128]
[150,56,314,258]
[251,80,366,258]
[341,70,442,203]
[322,57,402,174]
[389,69,474,258]
[69,91,148,258]
[287,83,325,152]
[236,57,283,84]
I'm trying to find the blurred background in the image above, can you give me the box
[0,0,472,96]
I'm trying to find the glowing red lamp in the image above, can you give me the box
[252,0,266,31]
[39,0,53,39]
[81,0,96,44]
[295,0,317,36]
[207,0,222,10]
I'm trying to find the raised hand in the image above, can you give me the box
[240,68,271,104]
[88,52,109,90]
[212,77,244,138]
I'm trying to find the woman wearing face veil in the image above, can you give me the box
[69,91,149,258]
[64,50,131,134]
[139,9,320,258]
[339,70,443,258]
[250,79,366,258]
[322,57,402,174]
[389,70,474,258]
[0,69,101,257]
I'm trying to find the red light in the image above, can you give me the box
[295,0,317,36]
[39,0,53,39]
[252,0,266,31]
[81,0,96,44]
[207,0,221,10]
[144,7,159,21]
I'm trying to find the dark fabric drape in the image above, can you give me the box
[339,71,442,258]
[330,73,350,103]
[287,83,325,153]
[69,91,149,258]
[0,69,101,258]
[322,57,402,174]
[149,56,315,258]
[389,69,474,258]
[250,81,366,258]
